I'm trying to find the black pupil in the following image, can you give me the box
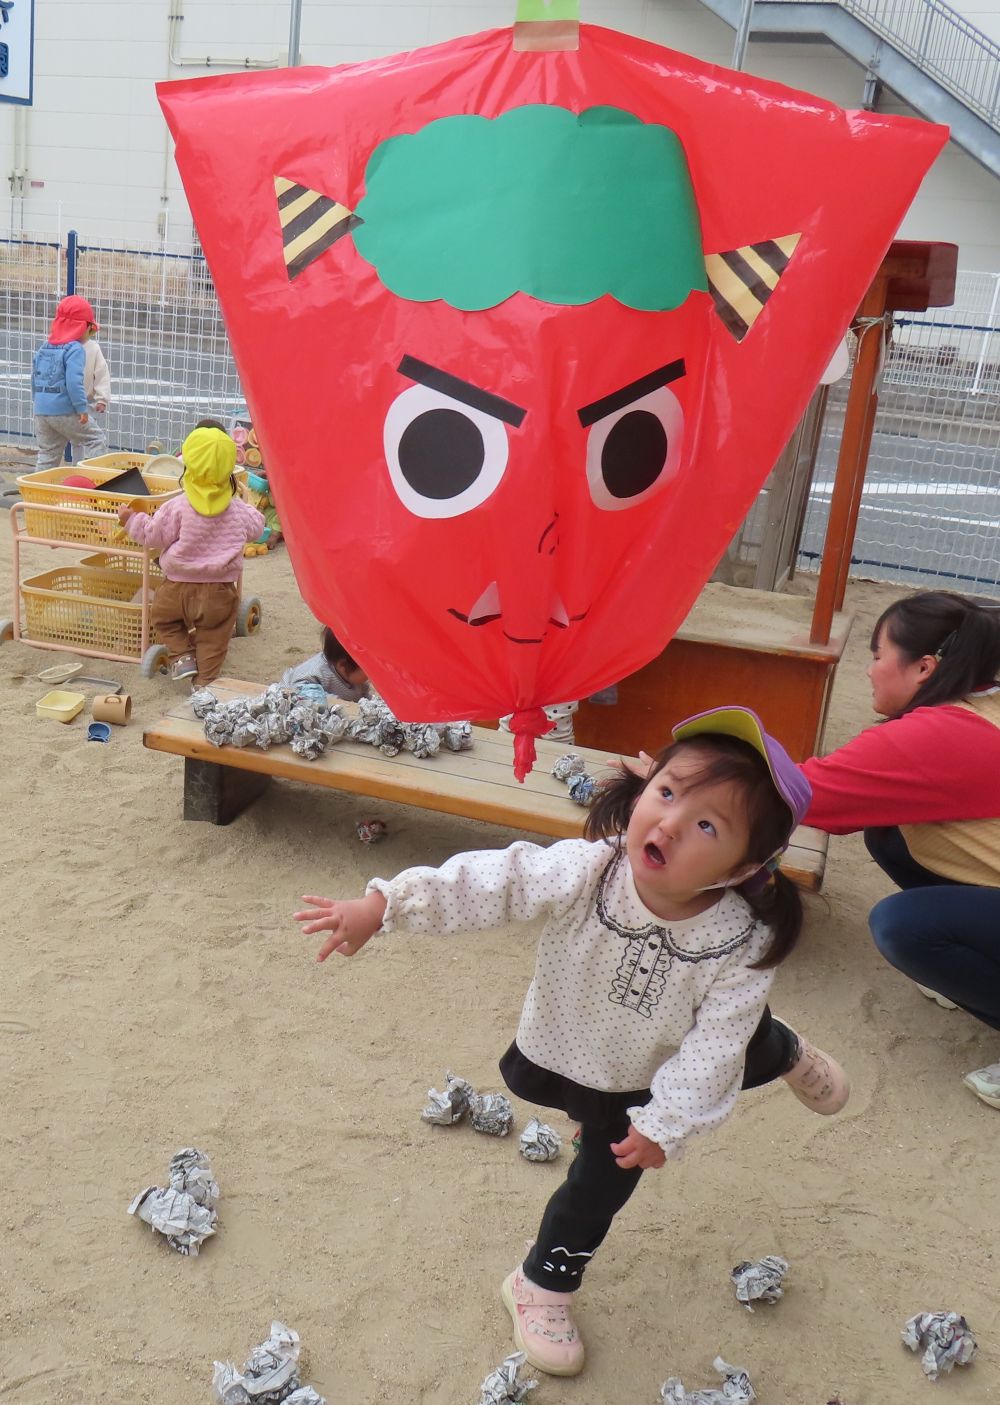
[601,409,668,499]
[398,408,485,500]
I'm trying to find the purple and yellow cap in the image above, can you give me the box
[671,705,812,847]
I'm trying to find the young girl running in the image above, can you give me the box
[295,706,847,1376]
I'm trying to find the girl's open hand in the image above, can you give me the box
[294,890,387,962]
[606,747,651,781]
[116,504,133,526]
[610,1125,666,1170]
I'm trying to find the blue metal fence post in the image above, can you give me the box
[66,228,78,295]
[63,229,79,461]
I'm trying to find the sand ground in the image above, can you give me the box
[0,528,996,1404]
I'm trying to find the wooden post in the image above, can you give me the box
[834,383,880,612]
[810,279,888,644]
[809,241,957,644]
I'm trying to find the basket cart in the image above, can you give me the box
[0,457,262,675]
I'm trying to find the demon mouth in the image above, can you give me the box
[447,581,588,643]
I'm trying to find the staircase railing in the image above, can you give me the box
[769,0,1000,127]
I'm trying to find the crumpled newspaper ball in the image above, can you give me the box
[660,1357,756,1404]
[191,688,219,718]
[730,1254,788,1310]
[475,1351,537,1404]
[421,1072,475,1126]
[356,818,388,845]
[552,753,587,782]
[128,1146,219,1256]
[902,1311,977,1379]
[213,1321,327,1405]
[469,1091,514,1137]
[519,1119,562,1163]
[567,774,596,806]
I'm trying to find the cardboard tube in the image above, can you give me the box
[92,693,132,725]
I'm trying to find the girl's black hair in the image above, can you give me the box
[322,626,360,673]
[585,734,803,970]
[872,590,1000,716]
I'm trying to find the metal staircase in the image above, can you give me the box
[695,0,1000,177]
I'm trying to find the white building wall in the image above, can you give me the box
[2,0,999,273]
[947,0,1000,45]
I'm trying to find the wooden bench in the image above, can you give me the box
[143,678,829,892]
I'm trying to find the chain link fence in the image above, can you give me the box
[798,269,1000,597]
[0,222,245,461]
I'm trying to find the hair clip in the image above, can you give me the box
[935,629,958,659]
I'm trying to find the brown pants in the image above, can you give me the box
[152,579,238,685]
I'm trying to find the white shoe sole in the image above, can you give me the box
[916,984,958,1010]
[963,1074,1000,1109]
[501,1271,584,1377]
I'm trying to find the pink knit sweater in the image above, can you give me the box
[124,496,265,582]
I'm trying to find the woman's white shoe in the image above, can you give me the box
[963,1062,1000,1109]
[916,983,958,1010]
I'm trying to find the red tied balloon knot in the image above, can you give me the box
[510,707,554,783]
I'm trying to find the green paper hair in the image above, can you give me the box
[353,105,708,312]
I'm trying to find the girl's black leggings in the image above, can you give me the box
[522,1008,798,1292]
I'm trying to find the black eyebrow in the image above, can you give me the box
[398,355,526,428]
[578,359,686,428]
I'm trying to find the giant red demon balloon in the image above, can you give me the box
[159,24,946,776]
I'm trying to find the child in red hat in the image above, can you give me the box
[31,295,108,468]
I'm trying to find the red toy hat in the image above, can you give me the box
[48,295,98,346]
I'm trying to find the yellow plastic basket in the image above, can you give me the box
[20,564,152,658]
[79,550,165,582]
[17,456,181,547]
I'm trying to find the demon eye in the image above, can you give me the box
[384,383,510,519]
[584,384,683,512]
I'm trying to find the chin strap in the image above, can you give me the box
[698,853,782,895]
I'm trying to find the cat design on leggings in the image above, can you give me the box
[540,1246,595,1279]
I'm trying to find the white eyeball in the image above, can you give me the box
[585,384,683,511]
[384,382,510,519]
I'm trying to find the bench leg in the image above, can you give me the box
[183,758,272,824]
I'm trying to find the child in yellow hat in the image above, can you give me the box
[118,426,264,683]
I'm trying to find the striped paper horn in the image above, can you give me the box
[704,234,801,342]
[274,176,362,280]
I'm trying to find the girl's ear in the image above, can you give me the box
[916,653,938,682]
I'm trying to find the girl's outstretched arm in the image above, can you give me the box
[294,890,387,961]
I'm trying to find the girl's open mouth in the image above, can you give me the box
[643,843,665,868]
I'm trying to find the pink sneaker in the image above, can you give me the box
[782,1033,850,1114]
[501,1266,584,1376]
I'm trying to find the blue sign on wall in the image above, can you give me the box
[0,0,34,105]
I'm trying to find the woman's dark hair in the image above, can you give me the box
[322,626,360,673]
[872,590,1000,716]
[585,735,803,969]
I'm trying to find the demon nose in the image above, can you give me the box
[537,516,559,556]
